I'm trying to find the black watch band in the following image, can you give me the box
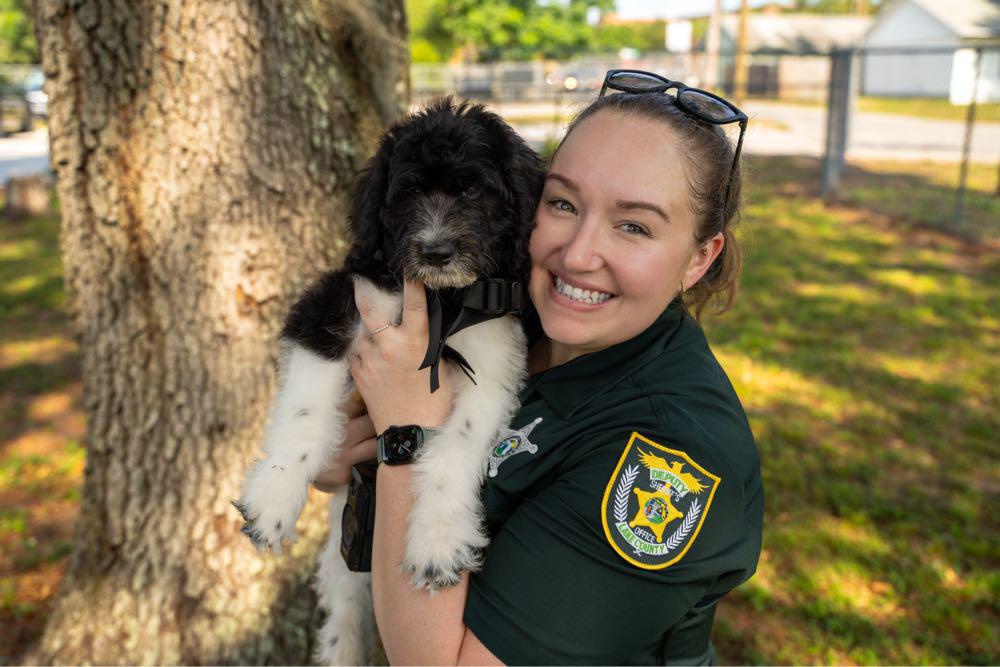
[376,425,438,465]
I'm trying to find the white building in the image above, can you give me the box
[716,14,872,98]
[862,0,1000,102]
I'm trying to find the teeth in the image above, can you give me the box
[553,275,613,304]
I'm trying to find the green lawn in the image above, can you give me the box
[0,203,83,660]
[1,160,998,663]
[707,156,999,664]
[745,95,1000,123]
[858,96,1000,124]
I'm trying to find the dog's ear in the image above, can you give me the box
[346,133,396,268]
[493,125,545,282]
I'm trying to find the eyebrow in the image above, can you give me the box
[546,173,579,192]
[616,199,669,223]
[547,172,670,223]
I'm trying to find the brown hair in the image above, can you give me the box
[552,92,744,318]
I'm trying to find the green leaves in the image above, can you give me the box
[0,0,38,64]
[407,0,616,62]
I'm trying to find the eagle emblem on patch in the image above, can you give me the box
[488,417,542,477]
[601,432,720,570]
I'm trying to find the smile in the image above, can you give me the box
[550,272,616,305]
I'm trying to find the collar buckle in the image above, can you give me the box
[464,279,523,315]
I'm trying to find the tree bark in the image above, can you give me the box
[27,1,408,663]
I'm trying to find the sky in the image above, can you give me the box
[615,0,793,20]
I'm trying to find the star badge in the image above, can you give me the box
[629,487,684,542]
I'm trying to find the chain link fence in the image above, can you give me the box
[412,46,999,238]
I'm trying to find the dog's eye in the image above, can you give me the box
[463,185,480,198]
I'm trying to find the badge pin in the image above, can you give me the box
[488,417,543,477]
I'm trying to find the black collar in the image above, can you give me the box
[419,279,528,392]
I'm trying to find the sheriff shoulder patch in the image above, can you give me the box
[601,432,721,570]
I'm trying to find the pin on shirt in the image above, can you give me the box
[488,417,543,477]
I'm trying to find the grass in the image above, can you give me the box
[837,159,1000,240]
[1,160,998,664]
[857,96,1000,124]
[746,95,1000,123]
[706,155,999,664]
[0,204,83,661]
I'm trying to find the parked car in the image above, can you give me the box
[0,72,32,137]
[24,69,47,119]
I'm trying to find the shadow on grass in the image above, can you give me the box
[747,154,1000,242]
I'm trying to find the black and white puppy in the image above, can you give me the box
[235,98,543,665]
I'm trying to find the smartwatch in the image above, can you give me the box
[376,425,438,465]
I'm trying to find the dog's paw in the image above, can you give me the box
[231,497,298,554]
[316,631,369,666]
[402,540,483,591]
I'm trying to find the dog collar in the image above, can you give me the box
[419,279,528,393]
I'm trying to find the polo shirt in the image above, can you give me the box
[463,298,764,665]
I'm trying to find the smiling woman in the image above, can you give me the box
[321,71,763,666]
[528,109,724,364]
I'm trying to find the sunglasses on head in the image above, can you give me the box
[599,69,748,210]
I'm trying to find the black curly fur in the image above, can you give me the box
[282,97,544,361]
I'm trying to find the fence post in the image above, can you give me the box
[954,47,982,231]
[821,48,856,198]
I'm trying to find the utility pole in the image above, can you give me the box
[733,0,750,103]
[704,0,722,91]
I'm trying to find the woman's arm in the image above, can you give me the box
[349,279,502,665]
[372,465,501,665]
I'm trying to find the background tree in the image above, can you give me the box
[407,0,614,63]
[0,0,38,63]
[27,0,407,663]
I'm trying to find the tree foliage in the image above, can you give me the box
[786,0,884,13]
[408,0,615,62]
[0,0,38,63]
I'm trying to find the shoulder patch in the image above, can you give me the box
[600,432,721,570]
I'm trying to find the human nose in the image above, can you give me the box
[561,214,604,273]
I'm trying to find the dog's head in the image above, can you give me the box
[345,97,544,290]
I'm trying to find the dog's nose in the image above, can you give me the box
[420,241,455,266]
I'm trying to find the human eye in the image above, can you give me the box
[547,197,577,214]
[618,222,651,237]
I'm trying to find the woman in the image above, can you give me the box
[318,70,764,665]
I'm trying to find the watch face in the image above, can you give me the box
[382,426,423,464]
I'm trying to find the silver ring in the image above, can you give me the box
[370,323,393,335]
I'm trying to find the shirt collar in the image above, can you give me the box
[521,298,686,419]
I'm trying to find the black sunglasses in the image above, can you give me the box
[599,69,748,210]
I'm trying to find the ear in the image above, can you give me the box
[347,132,397,267]
[684,232,725,289]
[494,125,545,283]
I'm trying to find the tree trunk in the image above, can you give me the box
[27,1,408,663]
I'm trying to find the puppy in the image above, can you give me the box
[234,98,543,665]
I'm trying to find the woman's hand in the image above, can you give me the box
[312,389,377,492]
[350,279,453,435]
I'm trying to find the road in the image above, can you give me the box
[495,100,1000,163]
[3,103,998,184]
[0,128,50,182]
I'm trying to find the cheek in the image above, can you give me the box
[528,218,555,265]
[613,245,687,299]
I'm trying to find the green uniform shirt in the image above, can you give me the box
[464,299,764,665]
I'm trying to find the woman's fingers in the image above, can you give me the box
[340,388,367,418]
[345,410,377,444]
[312,433,378,491]
[400,279,429,337]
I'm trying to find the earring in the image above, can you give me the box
[680,280,685,294]
[700,247,709,256]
